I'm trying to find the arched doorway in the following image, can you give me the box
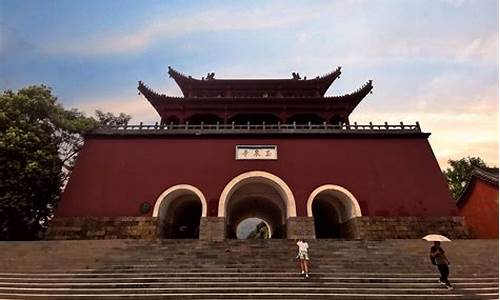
[219,171,296,239]
[307,185,361,239]
[153,184,207,239]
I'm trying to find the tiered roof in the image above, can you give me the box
[138,66,373,124]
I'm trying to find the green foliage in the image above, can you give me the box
[246,222,270,239]
[95,109,131,126]
[442,156,487,200]
[0,85,98,240]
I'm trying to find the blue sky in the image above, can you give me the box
[1,0,498,168]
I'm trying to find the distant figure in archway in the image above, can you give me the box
[296,239,310,278]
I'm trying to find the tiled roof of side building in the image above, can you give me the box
[472,167,499,185]
[456,166,499,206]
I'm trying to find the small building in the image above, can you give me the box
[47,66,467,240]
[456,167,499,239]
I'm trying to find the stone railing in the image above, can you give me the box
[90,122,426,136]
[100,121,420,131]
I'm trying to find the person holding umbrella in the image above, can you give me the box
[424,234,453,290]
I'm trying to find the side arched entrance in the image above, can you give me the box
[218,171,296,239]
[153,184,207,239]
[307,185,361,239]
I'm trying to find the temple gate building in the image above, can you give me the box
[47,66,468,240]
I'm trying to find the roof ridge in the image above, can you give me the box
[472,166,499,183]
[166,66,342,81]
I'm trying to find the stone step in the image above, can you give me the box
[0,272,497,278]
[0,286,497,296]
[0,293,497,300]
[0,278,496,286]
[0,239,496,300]
[2,267,496,274]
[0,272,496,280]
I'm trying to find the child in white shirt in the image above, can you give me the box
[296,239,310,278]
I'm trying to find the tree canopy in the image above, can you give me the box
[95,109,131,126]
[246,221,270,239]
[442,156,497,200]
[0,85,130,240]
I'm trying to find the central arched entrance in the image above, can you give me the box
[307,185,361,239]
[218,171,296,239]
[153,184,207,239]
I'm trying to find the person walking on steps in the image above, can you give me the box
[430,241,453,290]
[296,239,310,278]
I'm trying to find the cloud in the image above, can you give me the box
[292,32,498,71]
[439,0,467,6]
[36,0,498,70]
[410,72,498,114]
[42,4,328,56]
[455,34,499,63]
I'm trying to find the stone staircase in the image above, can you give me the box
[0,239,497,299]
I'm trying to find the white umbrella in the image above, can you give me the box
[422,234,451,242]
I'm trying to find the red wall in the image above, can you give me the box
[58,136,457,217]
[458,179,499,239]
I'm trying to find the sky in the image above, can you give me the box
[1,0,498,169]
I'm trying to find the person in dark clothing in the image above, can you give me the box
[430,241,453,289]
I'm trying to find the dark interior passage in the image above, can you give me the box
[159,195,202,239]
[313,198,342,238]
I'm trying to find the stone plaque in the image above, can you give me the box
[236,145,277,160]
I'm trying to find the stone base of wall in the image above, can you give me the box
[199,217,225,241]
[45,217,157,240]
[353,216,469,239]
[340,218,360,239]
[45,216,468,240]
[287,217,315,239]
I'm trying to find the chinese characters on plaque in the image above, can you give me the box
[236,145,277,160]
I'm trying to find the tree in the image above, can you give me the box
[0,85,130,240]
[59,110,131,184]
[246,222,270,239]
[442,156,489,200]
[95,109,131,126]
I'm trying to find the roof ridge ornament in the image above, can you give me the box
[317,66,342,80]
[168,66,191,80]
[138,80,165,102]
[206,72,215,80]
